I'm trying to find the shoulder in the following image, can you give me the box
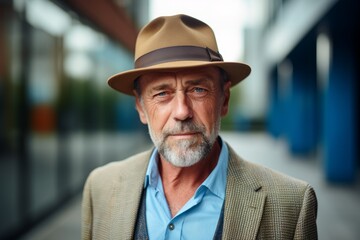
[226,143,312,196]
[224,145,317,238]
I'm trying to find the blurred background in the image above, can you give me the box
[0,0,359,239]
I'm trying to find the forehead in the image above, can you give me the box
[138,66,221,88]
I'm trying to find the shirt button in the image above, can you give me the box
[168,223,175,231]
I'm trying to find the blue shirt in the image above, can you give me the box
[144,138,229,240]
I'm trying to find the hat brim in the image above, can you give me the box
[107,60,251,96]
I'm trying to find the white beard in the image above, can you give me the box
[147,119,220,167]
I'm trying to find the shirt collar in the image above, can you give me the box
[198,138,228,199]
[144,137,229,200]
[144,149,160,189]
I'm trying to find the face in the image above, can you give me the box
[134,67,231,167]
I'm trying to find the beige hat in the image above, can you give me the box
[108,14,251,95]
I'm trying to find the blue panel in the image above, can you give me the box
[267,71,283,138]
[324,41,356,182]
[287,67,318,155]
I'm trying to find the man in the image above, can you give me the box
[82,14,317,239]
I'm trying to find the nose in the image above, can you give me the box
[172,91,193,121]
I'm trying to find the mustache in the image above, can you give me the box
[163,121,206,137]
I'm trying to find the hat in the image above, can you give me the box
[108,14,251,95]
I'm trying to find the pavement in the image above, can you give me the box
[20,132,360,240]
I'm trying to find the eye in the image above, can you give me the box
[190,87,208,97]
[194,87,206,93]
[155,91,168,97]
[152,91,172,101]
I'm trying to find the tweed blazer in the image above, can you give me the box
[82,144,317,240]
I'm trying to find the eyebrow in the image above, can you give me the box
[149,83,173,92]
[184,78,210,86]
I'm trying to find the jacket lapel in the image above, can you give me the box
[109,150,152,239]
[222,145,266,240]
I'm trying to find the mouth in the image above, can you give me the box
[168,132,200,139]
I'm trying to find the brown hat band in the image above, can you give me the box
[135,46,223,68]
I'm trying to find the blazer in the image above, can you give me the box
[82,144,317,240]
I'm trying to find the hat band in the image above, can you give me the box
[135,46,223,68]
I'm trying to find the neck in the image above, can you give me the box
[158,139,221,216]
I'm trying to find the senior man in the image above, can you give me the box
[82,14,317,240]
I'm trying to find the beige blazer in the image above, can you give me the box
[82,144,317,239]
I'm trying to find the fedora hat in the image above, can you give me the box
[108,14,251,95]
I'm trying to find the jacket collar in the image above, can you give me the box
[222,144,266,239]
[109,150,153,239]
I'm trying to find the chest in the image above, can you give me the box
[143,188,224,239]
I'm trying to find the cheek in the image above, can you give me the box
[194,98,222,128]
[144,103,171,130]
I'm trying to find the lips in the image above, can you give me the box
[172,132,198,135]
[168,132,199,139]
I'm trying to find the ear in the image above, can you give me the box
[221,81,231,117]
[134,91,148,124]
